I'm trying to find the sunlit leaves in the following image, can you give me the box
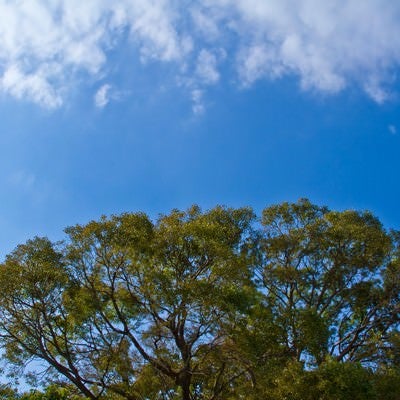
[0,200,399,399]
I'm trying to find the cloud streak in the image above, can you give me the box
[94,84,112,108]
[0,0,399,109]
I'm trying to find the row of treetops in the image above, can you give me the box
[0,199,399,400]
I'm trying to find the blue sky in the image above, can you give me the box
[1,0,400,257]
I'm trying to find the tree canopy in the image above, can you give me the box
[0,200,399,400]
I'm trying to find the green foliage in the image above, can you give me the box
[262,359,376,400]
[0,384,18,400]
[0,200,399,399]
[258,199,397,366]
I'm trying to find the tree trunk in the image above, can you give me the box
[177,371,192,400]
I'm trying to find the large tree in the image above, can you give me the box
[256,199,400,368]
[0,206,255,400]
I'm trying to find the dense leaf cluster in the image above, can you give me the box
[0,200,399,399]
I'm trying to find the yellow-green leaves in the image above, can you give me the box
[259,199,399,367]
[0,201,399,399]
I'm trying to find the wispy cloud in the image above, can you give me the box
[94,84,112,108]
[388,124,397,135]
[191,89,205,115]
[8,170,36,191]
[6,169,53,208]
[1,64,63,108]
[0,0,400,110]
[195,49,221,85]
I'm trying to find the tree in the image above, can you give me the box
[0,206,255,400]
[19,385,85,400]
[256,199,400,367]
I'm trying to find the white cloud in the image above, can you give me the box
[122,0,193,63]
[190,7,220,41]
[94,84,112,108]
[0,0,400,109]
[237,45,285,86]
[195,49,220,85]
[191,89,205,115]
[1,64,63,108]
[205,0,400,98]
[0,0,189,107]
[363,77,391,104]
[94,83,128,108]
